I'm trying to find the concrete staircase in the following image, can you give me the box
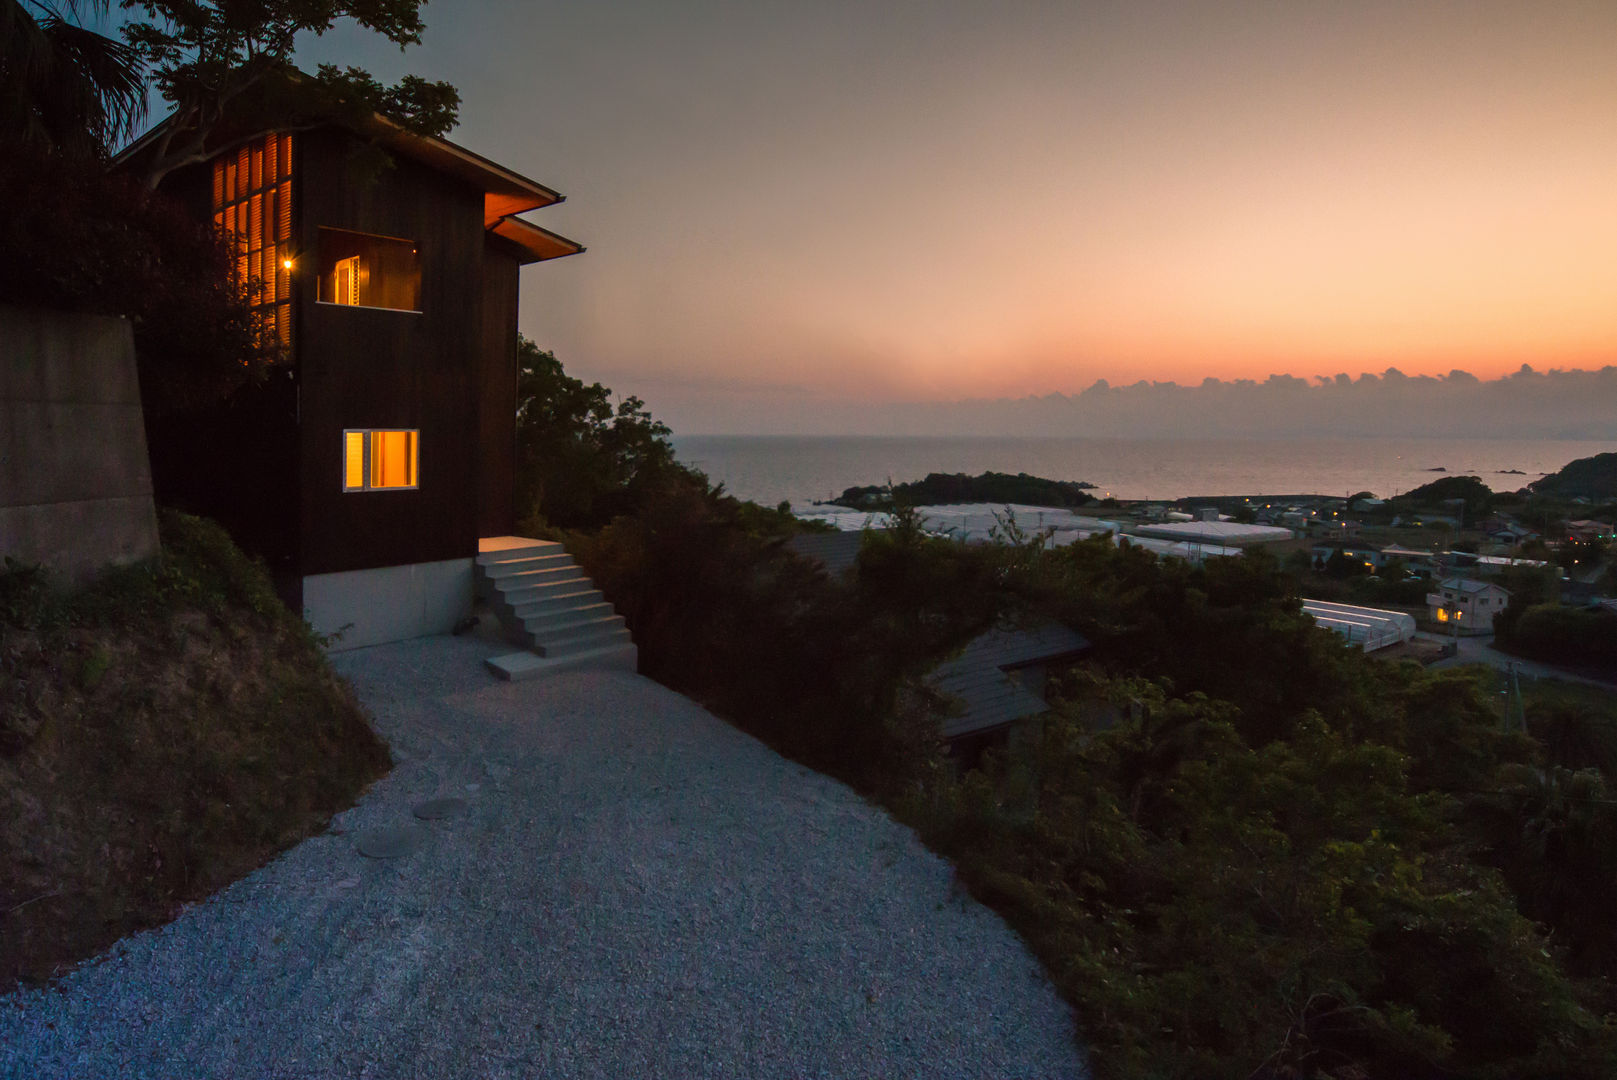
[476,536,636,680]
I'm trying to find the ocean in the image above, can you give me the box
[672,435,1615,508]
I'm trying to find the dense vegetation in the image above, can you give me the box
[833,470,1096,510]
[513,336,686,531]
[1530,452,1617,501]
[516,355,1617,1079]
[0,512,389,989]
[1390,475,1495,517]
[1497,604,1617,673]
[0,147,274,416]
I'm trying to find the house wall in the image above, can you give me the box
[0,306,160,584]
[476,248,520,538]
[136,153,302,608]
[295,128,486,576]
[1427,583,1509,635]
[302,556,474,651]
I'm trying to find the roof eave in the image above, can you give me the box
[113,106,569,226]
[487,214,586,265]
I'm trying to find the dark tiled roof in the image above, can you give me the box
[928,623,1090,739]
[1438,577,1508,595]
[784,531,864,577]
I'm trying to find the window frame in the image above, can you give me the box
[342,428,420,493]
[314,226,424,314]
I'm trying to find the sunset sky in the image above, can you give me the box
[297,1,1617,431]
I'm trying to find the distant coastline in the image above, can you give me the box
[674,434,1614,508]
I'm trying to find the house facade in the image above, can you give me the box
[1426,577,1511,636]
[120,113,582,648]
[1310,542,1383,570]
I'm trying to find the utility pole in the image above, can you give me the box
[1504,661,1526,733]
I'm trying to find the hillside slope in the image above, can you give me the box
[1,512,389,988]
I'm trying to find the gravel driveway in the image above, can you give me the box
[1,635,1086,1079]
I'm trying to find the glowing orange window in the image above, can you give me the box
[211,132,293,350]
[342,430,418,491]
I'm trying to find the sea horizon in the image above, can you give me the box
[672,433,1615,508]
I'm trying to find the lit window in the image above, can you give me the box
[343,430,418,491]
[212,132,294,349]
[317,228,421,311]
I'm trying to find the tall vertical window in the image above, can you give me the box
[212,132,294,349]
[343,430,419,491]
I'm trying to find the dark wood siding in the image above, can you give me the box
[144,151,302,607]
[476,248,520,538]
[294,128,485,575]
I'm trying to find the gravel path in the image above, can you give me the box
[2,635,1086,1079]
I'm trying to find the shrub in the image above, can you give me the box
[0,148,272,417]
[1505,604,1617,671]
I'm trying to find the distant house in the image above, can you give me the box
[927,622,1090,759]
[1481,516,1538,545]
[784,530,865,578]
[1566,520,1615,543]
[114,92,592,650]
[1380,545,1436,574]
[1310,542,1383,570]
[1427,578,1510,635]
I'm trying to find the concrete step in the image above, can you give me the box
[495,576,596,607]
[511,588,607,620]
[481,553,576,578]
[477,536,636,679]
[521,602,619,634]
[535,624,634,659]
[526,612,626,645]
[490,565,586,591]
[485,641,637,680]
[477,538,562,566]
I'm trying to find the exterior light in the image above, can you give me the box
[282,258,294,269]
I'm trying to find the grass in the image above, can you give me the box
[0,511,390,989]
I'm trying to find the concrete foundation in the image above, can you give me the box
[0,306,160,583]
[303,557,474,651]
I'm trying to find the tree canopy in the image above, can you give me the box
[120,0,460,187]
[1,0,146,159]
[513,336,684,531]
[1530,452,1617,501]
[1391,474,1494,516]
[834,471,1096,510]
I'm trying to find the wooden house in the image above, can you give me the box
[116,106,585,649]
[927,622,1090,762]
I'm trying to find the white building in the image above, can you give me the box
[1426,578,1511,636]
[1300,600,1416,651]
[1128,520,1294,546]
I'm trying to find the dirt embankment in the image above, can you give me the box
[1,512,390,988]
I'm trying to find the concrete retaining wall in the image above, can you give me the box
[303,558,475,651]
[0,306,161,584]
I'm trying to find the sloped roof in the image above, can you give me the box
[928,623,1090,740]
[1131,521,1293,545]
[784,531,864,577]
[1438,577,1509,595]
[114,92,583,258]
